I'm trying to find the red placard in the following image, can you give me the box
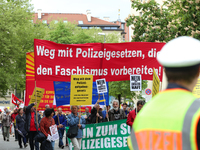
[34,39,165,82]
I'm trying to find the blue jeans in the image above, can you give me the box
[58,129,64,147]
[51,141,55,150]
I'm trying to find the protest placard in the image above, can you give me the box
[50,124,59,141]
[70,75,93,105]
[29,87,45,109]
[67,119,130,150]
[54,81,109,107]
[130,75,142,91]
[152,68,160,97]
[34,39,165,82]
[96,79,107,94]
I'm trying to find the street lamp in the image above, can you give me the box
[98,33,105,43]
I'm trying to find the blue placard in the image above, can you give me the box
[54,81,109,107]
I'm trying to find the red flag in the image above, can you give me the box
[11,93,22,107]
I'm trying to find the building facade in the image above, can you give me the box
[33,10,129,42]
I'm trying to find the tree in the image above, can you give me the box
[0,0,46,97]
[109,80,147,105]
[45,20,121,44]
[126,0,200,42]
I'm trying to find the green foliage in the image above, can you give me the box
[126,0,200,42]
[109,80,148,102]
[45,21,121,44]
[0,0,46,96]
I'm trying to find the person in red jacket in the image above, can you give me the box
[126,100,145,127]
[11,108,18,141]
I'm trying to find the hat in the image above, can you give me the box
[157,36,200,68]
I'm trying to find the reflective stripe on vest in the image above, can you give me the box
[130,98,200,150]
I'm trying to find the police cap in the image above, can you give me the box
[157,36,200,69]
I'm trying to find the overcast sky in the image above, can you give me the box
[30,0,131,22]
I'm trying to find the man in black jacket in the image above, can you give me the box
[26,103,41,150]
[90,100,104,124]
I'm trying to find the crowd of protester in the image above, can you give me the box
[0,99,145,150]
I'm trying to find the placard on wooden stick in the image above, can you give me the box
[96,78,107,94]
[130,75,142,91]
[29,87,45,109]
[70,75,93,105]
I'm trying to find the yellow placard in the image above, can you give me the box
[70,75,93,105]
[193,79,200,98]
[152,68,160,97]
[29,87,45,109]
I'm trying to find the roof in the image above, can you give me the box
[33,13,118,26]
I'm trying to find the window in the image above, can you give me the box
[63,20,68,23]
[123,35,125,41]
[104,27,111,29]
[78,21,83,24]
[54,20,58,24]
[89,27,94,29]
[121,24,124,29]
[42,20,47,24]
[111,27,118,29]
[82,27,88,29]
[95,27,100,29]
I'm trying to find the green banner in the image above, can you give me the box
[67,119,130,150]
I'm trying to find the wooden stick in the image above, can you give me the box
[103,93,109,122]
[79,106,81,124]
[35,81,38,124]
[96,94,100,123]
[160,82,162,91]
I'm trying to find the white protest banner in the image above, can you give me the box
[130,75,142,91]
[96,78,107,94]
[50,124,59,141]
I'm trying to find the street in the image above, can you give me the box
[0,131,68,150]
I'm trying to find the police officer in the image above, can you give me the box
[128,36,200,150]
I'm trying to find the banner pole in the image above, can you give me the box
[160,82,162,91]
[96,94,100,123]
[35,81,38,124]
[79,106,81,124]
[103,93,109,122]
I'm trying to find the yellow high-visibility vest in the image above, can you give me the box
[128,89,200,150]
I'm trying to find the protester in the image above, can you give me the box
[26,103,41,150]
[2,109,11,141]
[102,105,110,120]
[11,108,18,141]
[53,108,66,149]
[40,108,59,150]
[16,108,28,148]
[65,111,70,146]
[84,108,90,119]
[0,107,7,140]
[68,106,86,150]
[127,107,131,114]
[43,104,50,117]
[108,100,126,121]
[122,103,129,117]
[90,100,104,123]
[126,100,145,127]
